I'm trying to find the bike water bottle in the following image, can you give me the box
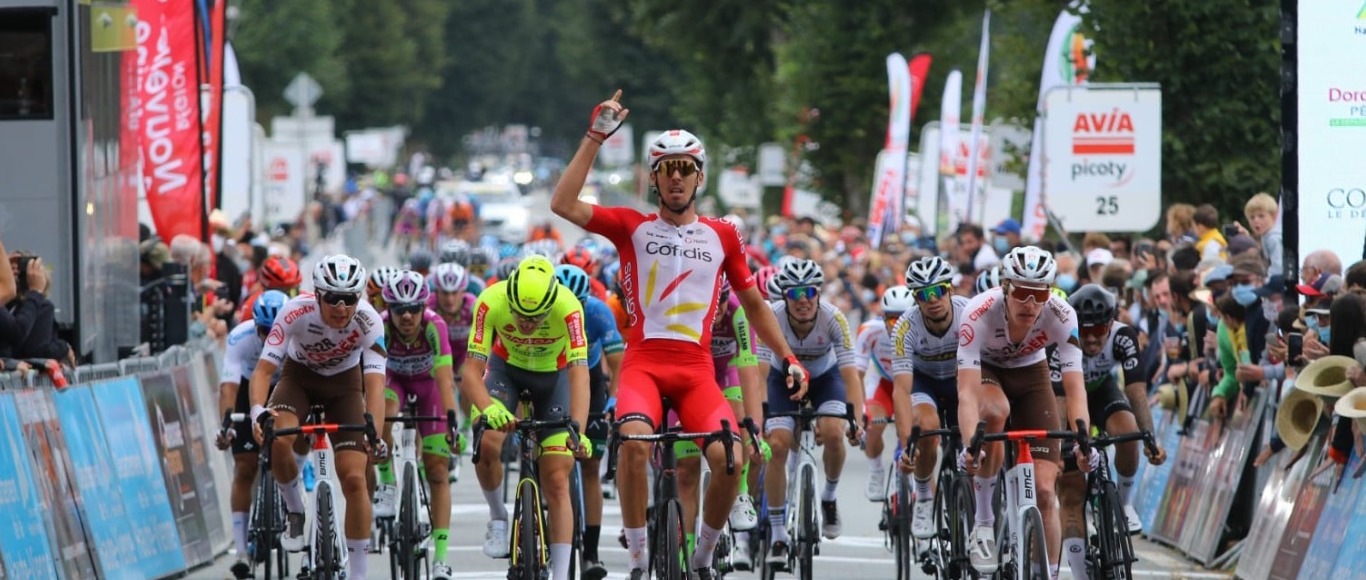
[303,458,317,492]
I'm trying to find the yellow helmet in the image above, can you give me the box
[507,255,559,317]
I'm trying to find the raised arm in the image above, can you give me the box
[550,90,630,227]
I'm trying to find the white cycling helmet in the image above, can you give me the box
[881,286,915,315]
[314,254,367,294]
[974,266,1003,295]
[905,256,955,288]
[1001,246,1058,286]
[646,129,707,171]
[773,258,824,290]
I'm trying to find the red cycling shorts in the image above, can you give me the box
[617,340,738,438]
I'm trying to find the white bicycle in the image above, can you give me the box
[966,419,1088,580]
[380,393,456,579]
[760,401,855,580]
[263,405,378,580]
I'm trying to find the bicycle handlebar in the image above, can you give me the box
[470,416,582,465]
[1090,429,1158,458]
[762,401,857,440]
[605,417,755,479]
[967,419,1090,458]
[261,412,379,446]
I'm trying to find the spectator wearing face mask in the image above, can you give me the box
[991,219,1022,256]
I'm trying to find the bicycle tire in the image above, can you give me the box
[516,479,546,580]
[316,483,339,579]
[947,475,977,580]
[570,464,584,580]
[1020,508,1049,580]
[1096,481,1135,580]
[250,468,276,580]
[654,498,687,580]
[396,463,420,579]
[798,463,816,580]
[895,471,913,580]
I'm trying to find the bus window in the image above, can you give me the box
[0,9,54,120]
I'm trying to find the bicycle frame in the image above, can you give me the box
[904,424,965,579]
[383,395,455,578]
[763,401,855,578]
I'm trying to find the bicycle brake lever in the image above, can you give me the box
[721,419,735,476]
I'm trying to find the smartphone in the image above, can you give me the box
[1287,332,1304,362]
[1222,223,1241,238]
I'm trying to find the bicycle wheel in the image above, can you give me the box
[396,463,420,579]
[946,475,977,580]
[249,469,276,580]
[894,472,913,580]
[797,463,817,580]
[515,479,546,580]
[1020,508,1049,580]
[315,483,339,579]
[653,498,687,580]
[569,464,584,580]
[1095,481,1135,580]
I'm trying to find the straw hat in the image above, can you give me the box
[1294,356,1359,399]
[1155,382,1188,426]
[1277,386,1324,450]
[1334,386,1366,432]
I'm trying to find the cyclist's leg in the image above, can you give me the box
[909,373,948,486]
[666,353,743,570]
[864,375,893,463]
[973,365,1014,526]
[527,365,577,580]
[615,346,666,572]
[229,379,260,562]
[807,369,848,496]
[318,365,374,576]
[582,363,609,567]
[1097,377,1141,502]
[1001,361,1064,572]
[1055,394,1090,580]
[675,412,704,547]
[265,362,308,515]
[477,356,520,524]
[763,367,797,545]
[376,382,402,488]
[411,377,454,564]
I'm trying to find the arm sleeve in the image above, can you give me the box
[17,293,54,357]
[891,316,915,377]
[220,334,248,383]
[731,306,758,367]
[830,309,858,369]
[562,299,589,364]
[1214,323,1240,400]
[467,296,496,360]
[1114,325,1142,385]
[430,316,453,370]
[584,205,629,242]
[258,303,303,367]
[720,222,756,291]
[8,297,39,351]
[588,300,624,355]
[853,325,873,373]
[360,310,388,376]
[957,316,984,370]
[1053,323,1084,376]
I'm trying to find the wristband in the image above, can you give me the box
[585,132,604,145]
[250,404,267,425]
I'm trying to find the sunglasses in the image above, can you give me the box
[912,283,952,303]
[1079,323,1111,339]
[389,302,424,316]
[514,312,549,325]
[320,291,361,307]
[1006,283,1051,304]
[656,159,699,177]
[784,286,819,301]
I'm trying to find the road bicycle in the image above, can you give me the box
[1084,430,1157,580]
[262,406,379,580]
[760,401,855,580]
[605,398,754,580]
[966,419,1088,580]
[222,412,291,580]
[473,415,583,580]
[382,393,457,579]
[892,420,974,580]
[695,417,763,578]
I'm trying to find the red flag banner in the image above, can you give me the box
[134,0,204,243]
[202,0,226,215]
[907,53,932,126]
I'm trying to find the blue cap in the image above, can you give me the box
[993,218,1022,236]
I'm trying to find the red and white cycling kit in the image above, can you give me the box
[855,319,896,416]
[584,205,754,434]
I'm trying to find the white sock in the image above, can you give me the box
[483,488,508,521]
[551,543,572,580]
[868,456,884,473]
[973,476,997,526]
[769,506,789,543]
[625,527,649,571]
[692,523,723,569]
[294,451,309,473]
[914,477,934,501]
[232,512,249,557]
[1064,537,1089,580]
[822,478,839,502]
[1050,562,1060,580]
[347,539,369,578]
[1117,474,1136,505]
[277,477,304,514]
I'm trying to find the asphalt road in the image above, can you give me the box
[190,190,1227,579]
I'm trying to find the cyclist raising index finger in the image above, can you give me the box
[550,90,810,580]
[955,246,1092,578]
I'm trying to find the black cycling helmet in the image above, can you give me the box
[1068,283,1117,327]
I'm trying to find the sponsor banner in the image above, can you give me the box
[1235,433,1318,580]
[13,389,98,578]
[1297,0,1366,266]
[964,10,992,211]
[939,71,965,232]
[1268,442,1334,579]
[1175,393,1264,563]
[1299,451,1366,579]
[1328,448,1366,578]
[866,150,894,248]
[141,371,214,567]
[1043,84,1162,232]
[0,392,59,579]
[868,53,914,249]
[53,386,141,578]
[191,350,235,553]
[173,364,229,553]
[134,0,206,242]
[1133,407,1181,529]
[1021,3,1093,242]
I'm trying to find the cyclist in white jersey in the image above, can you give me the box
[889,257,971,539]
[215,290,288,579]
[956,246,1095,577]
[248,255,389,580]
[758,259,865,565]
[1049,284,1167,579]
[550,90,809,580]
[855,286,913,501]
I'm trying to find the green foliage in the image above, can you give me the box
[231,0,348,122]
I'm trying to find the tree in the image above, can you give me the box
[231,0,348,123]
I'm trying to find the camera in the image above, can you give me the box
[8,254,35,295]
